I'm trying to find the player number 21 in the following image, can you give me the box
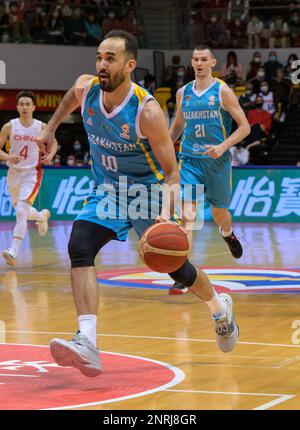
[101,154,118,172]
[195,124,205,138]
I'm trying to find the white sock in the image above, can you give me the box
[206,291,227,319]
[11,201,31,255]
[11,237,22,255]
[221,227,233,237]
[27,207,44,222]
[78,314,97,347]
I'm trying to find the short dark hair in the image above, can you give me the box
[103,30,138,60]
[193,45,215,58]
[16,90,36,104]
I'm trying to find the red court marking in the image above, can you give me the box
[0,344,184,410]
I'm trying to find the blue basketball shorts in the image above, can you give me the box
[75,181,162,241]
[179,154,232,208]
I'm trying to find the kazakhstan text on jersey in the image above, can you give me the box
[179,79,232,158]
[82,77,164,185]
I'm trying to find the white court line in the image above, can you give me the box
[0,330,299,349]
[253,395,295,410]
[165,389,295,410]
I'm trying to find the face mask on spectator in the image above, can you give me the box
[177,70,185,78]
[292,15,299,23]
[211,16,217,23]
[254,56,261,63]
[108,12,116,19]
[257,70,265,78]
[245,89,252,95]
[67,158,75,166]
[260,85,269,93]
[269,55,277,62]
[53,11,59,18]
[74,143,81,152]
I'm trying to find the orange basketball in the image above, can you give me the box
[138,222,189,273]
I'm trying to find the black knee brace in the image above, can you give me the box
[168,260,197,287]
[68,220,116,268]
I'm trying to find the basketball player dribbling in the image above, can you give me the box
[168,45,250,295]
[0,91,57,266]
[37,31,239,378]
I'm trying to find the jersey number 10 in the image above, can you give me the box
[195,124,206,138]
[101,154,118,172]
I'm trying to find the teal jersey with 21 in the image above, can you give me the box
[81,77,164,185]
[179,79,233,158]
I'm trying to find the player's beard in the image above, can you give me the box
[99,68,126,92]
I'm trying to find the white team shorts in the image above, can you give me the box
[6,166,43,207]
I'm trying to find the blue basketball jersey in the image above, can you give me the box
[82,78,164,185]
[179,79,232,158]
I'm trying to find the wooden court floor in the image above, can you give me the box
[1,221,300,410]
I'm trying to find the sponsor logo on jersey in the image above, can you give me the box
[193,143,201,152]
[208,95,216,106]
[120,123,130,140]
[88,108,94,116]
[86,117,93,126]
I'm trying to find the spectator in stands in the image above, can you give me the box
[121,9,143,38]
[85,11,102,46]
[227,15,247,48]
[247,14,269,48]
[188,9,205,49]
[64,6,86,45]
[230,143,249,166]
[227,0,249,22]
[239,82,256,115]
[284,53,299,80]
[170,65,186,92]
[0,2,9,42]
[30,4,47,43]
[289,11,300,47]
[73,140,83,160]
[53,154,62,167]
[184,63,195,84]
[8,0,30,42]
[264,51,283,81]
[250,66,268,93]
[45,5,64,44]
[245,95,272,163]
[163,55,183,87]
[269,15,289,48]
[203,0,229,20]
[271,67,291,115]
[101,9,119,37]
[139,73,156,94]
[56,0,73,19]
[66,154,76,166]
[164,97,177,128]
[206,13,230,48]
[258,80,277,116]
[220,51,243,85]
[246,51,262,80]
